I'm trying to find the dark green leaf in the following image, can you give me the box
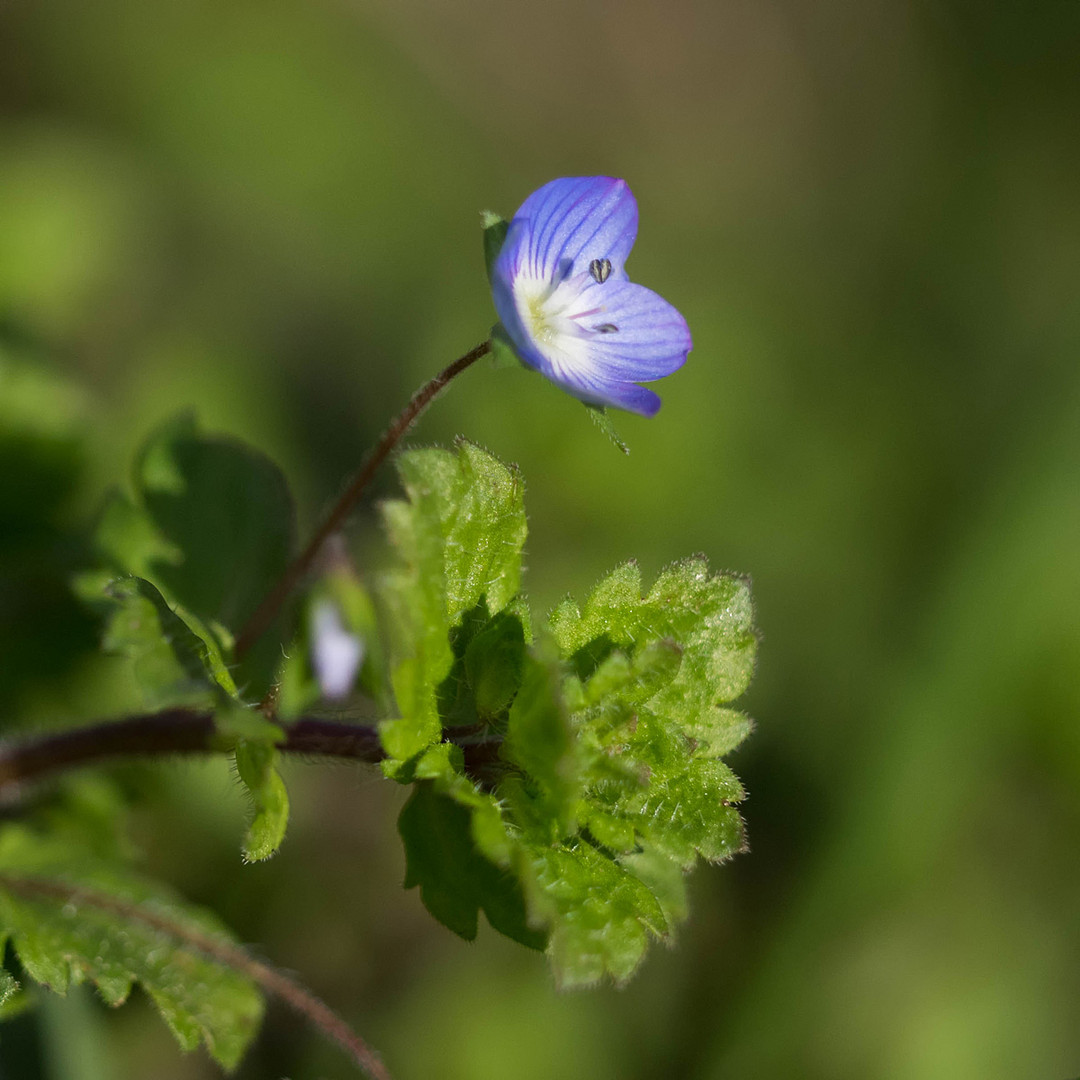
[132,413,296,697]
[399,783,543,950]
[72,574,236,707]
[464,611,526,721]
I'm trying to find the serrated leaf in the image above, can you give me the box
[520,841,667,989]
[233,739,289,863]
[373,449,757,987]
[378,440,527,765]
[0,826,263,1069]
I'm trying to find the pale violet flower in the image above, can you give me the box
[311,600,364,701]
[491,176,691,417]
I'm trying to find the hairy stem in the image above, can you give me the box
[0,874,391,1080]
[0,711,385,800]
[0,710,506,801]
[234,339,492,659]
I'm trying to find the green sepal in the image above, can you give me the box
[585,403,630,455]
[488,324,523,370]
[480,210,509,284]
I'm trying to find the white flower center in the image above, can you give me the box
[512,270,605,373]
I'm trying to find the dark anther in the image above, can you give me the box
[589,257,612,284]
[594,323,619,334]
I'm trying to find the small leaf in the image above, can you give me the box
[502,647,580,837]
[520,841,667,989]
[464,611,526,721]
[233,739,289,863]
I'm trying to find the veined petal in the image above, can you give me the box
[489,176,690,418]
[558,372,663,417]
[507,176,638,282]
[568,279,692,381]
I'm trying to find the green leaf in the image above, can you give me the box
[372,443,757,985]
[72,574,236,707]
[378,440,527,766]
[0,826,263,1069]
[399,783,543,950]
[131,413,296,697]
[502,648,580,837]
[233,739,289,863]
[520,841,668,988]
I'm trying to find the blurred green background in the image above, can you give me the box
[2,1,1079,1077]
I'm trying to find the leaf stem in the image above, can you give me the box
[0,874,392,1079]
[234,339,492,659]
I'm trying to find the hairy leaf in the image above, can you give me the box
[378,440,527,766]
[233,739,289,863]
[0,826,263,1069]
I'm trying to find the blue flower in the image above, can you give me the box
[490,176,692,417]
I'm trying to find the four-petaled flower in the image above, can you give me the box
[491,176,692,417]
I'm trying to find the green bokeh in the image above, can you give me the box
[1,1,1079,1076]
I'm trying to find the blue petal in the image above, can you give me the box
[564,375,663,417]
[507,176,638,281]
[570,279,692,381]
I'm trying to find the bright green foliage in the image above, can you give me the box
[382,444,758,986]
[378,439,527,766]
[0,825,263,1069]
